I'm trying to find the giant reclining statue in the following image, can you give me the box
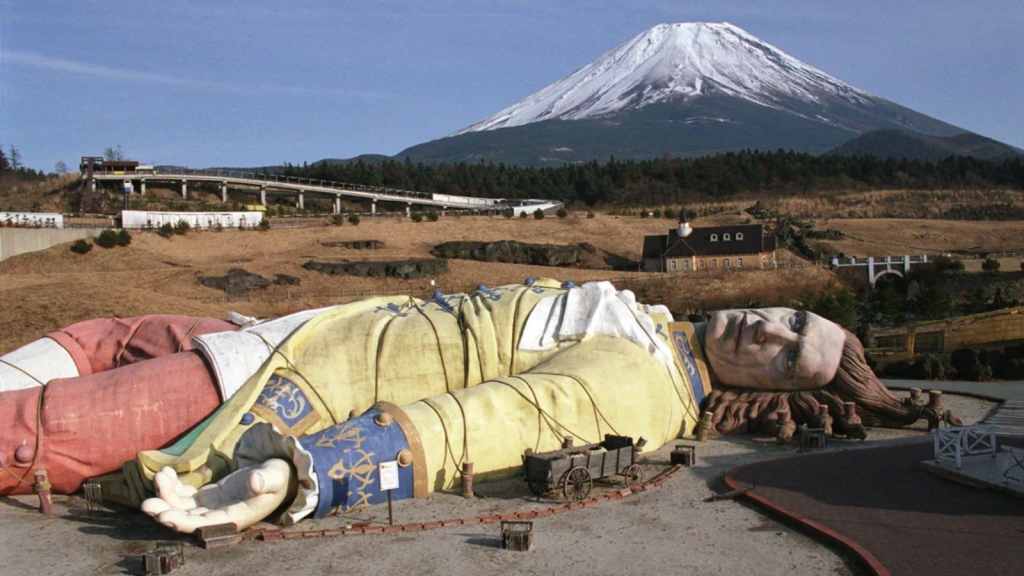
[0,280,952,533]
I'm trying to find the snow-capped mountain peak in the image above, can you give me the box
[453,22,873,135]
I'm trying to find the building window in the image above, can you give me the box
[710,234,718,242]
[737,258,743,268]
[669,260,677,271]
[736,232,744,241]
[723,233,731,241]
[683,260,691,270]
[698,260,705,269]
[711,259,718,268]
[724,259,730,268]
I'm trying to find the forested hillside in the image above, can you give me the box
[280,151,1024,207]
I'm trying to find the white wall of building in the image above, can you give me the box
[0,212,64,228]
[119,210,264,230]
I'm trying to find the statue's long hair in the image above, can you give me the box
[703,329,958,435]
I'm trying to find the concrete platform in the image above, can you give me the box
[921,447,1024,497]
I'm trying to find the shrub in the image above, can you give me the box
[173,220,190,235]
[533,209,545,220]
[116,229,132,247]
[640,211,649,219]
[95,229,119,248]
[411,212,424,223]
[158,223,174,238]
[258,218,271,231]
[556,207,568,219]
[214,221,224,232]
[664,208,677,219]
[587,211,596,219]
[331,214,345,226]
[348,214,360,226]
[503,210,514,219]
[652,209,662,218]
[982,256,1001,273]
[426,211,439,222]
[519,211,528,219]
[70,239,92,254]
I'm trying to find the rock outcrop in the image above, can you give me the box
[431,240,581,267]
[303,259,447,280]
[199,269,300,296]
[321,240,385,250]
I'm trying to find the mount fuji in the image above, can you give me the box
[398,22,971,166]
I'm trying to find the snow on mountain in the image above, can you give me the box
[453,22,875,135]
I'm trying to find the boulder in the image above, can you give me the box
[884,354,942,380]
[950,348,980,377]
[1006,358,1024,380]
[980,348,1007,378]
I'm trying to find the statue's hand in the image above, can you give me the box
[141,458,296,534]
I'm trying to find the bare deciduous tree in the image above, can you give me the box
[103,145,126,162]
[55,160,69,175]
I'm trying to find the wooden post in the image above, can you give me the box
[34,470,55,516]
[461,461,474,498]
[387,490,394,526]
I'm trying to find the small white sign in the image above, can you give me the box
[379,461,400,491]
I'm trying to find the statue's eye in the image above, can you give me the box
[787,349,799,370]
[792,311,806,333]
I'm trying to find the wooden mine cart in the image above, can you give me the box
[522,434,643,502]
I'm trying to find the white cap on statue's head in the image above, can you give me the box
[676,209,692,238]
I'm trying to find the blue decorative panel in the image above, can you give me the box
[250,373,321,436]
[672,330,707,405]
[299,408,415,518]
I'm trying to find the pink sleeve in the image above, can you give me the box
[47,315,235,376]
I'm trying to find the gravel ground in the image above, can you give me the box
[0,392,995,576]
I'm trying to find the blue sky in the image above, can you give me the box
[2,0,1021,170]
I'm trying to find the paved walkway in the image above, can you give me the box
[727,439,1024,576]
[882,378,1024,401]
[883,379,1024,435]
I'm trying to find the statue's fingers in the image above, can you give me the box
[156,508,212,534]
[247,459,290,496]
[140,497,172,518]
[153,469,183,508]
[188,506,210,515]
[176,483,198,499]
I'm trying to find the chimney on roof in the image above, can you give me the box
[676,208,692,238]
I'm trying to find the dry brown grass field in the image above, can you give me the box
[0,213,837,355]
[812,218,1024,256]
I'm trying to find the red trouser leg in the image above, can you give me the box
[0,350,221,495]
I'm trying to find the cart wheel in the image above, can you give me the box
[560,466,592,502]
[624,464,643,488]
[527,480,549,496]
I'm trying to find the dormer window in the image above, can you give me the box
[710,234,718,242]
[723,233,731,241]
[736,232,744,241]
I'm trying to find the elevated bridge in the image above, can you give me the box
[92,169,559,216]
[830,254,934,286]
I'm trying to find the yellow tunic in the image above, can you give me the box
[122,280,709,504]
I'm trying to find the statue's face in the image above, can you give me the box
[703,308,846,391]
